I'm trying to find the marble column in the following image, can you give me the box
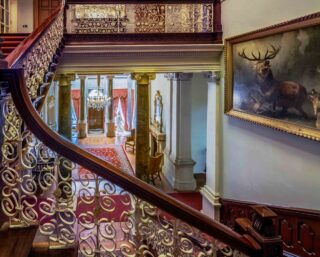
[106,75,115,137]
[200,71,221,220]
[164,73,196,191]
[78,75,87,139]
[131,73,156,180]
[58,74,75,140]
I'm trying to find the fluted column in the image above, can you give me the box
[106,75,115,137]
[200,71,221,220]
[163,73,196,191]
[131,73,156,180]
[58,73,75,140]
[78,75,87,139]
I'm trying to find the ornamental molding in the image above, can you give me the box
[57,44,223,74]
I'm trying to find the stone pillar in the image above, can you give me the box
[58,74,75,140]
[200,71,221,220]
[106,75,115,137]
[163,73,196,191]
[78,75,87,139]
[131,73,156,180]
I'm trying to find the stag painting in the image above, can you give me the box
[230,23,320,131]
[226,14,320,139]
[238,45,309,118]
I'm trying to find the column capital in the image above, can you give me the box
[204,71,221,83]
[170,73,193,81]
[78,75,87,81]
[106,75,115,80]
[58,73,76,87]
[131,73,156,84]
[164,73,175,80]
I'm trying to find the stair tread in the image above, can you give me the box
[30,229,78,257]
[0,225,38,257]
[2,41,22,46]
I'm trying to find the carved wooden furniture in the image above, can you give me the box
[147,152,164,185]
[125,129,135,153]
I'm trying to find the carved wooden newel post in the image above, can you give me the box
[235,205,283,257]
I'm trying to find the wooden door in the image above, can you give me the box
[88,108,104,132]
[34,0,62,29]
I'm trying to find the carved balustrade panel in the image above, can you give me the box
[68,3,215,34]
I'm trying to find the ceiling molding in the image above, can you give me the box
[57,44,223,74]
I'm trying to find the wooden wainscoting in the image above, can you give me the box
[220,198,320,257]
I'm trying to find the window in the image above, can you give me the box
[0,0,9,33]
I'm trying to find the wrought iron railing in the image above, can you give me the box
[0,2,265,257]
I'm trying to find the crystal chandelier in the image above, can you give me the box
[87,75,110,111]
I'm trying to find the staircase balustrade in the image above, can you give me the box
[0,2,275,257]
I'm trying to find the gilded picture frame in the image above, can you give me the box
[225,12,320,141]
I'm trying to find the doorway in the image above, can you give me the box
[88,108,104,133]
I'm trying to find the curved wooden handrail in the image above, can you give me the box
[5,69,262,257]
[5,4,64,68]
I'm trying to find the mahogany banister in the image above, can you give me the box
[5,5,63,68]
[4,68,262,257]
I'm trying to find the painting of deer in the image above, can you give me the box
[225,13,320,140]
[238,45,309,118]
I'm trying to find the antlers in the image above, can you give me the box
[238,45,281,62]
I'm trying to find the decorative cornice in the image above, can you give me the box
[64,32,222,45]
[172,72,193,81]
[78,75,87,80]
[204,71,221,83]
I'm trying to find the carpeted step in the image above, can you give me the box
[2,46,16,54]
[2,40,22,47]
[168,192,202,211]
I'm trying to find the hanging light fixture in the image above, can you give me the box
[87,75,110,110]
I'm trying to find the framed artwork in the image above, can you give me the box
[225,12,320,141]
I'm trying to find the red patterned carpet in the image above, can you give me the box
[168,192,202,211]
[75,145,133,179]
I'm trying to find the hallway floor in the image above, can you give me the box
[74,132,203,210]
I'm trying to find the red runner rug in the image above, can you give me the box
[75,145,133,179]
[168,192,202,211]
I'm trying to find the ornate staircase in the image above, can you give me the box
[0,1,282,257]
[0,34,28,58]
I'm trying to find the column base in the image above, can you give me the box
[163,153,197,191]
[106,122,115,137]
[200,185,221,220]
[78,121,87,139]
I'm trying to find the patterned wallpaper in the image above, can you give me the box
[69,4,214,34]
